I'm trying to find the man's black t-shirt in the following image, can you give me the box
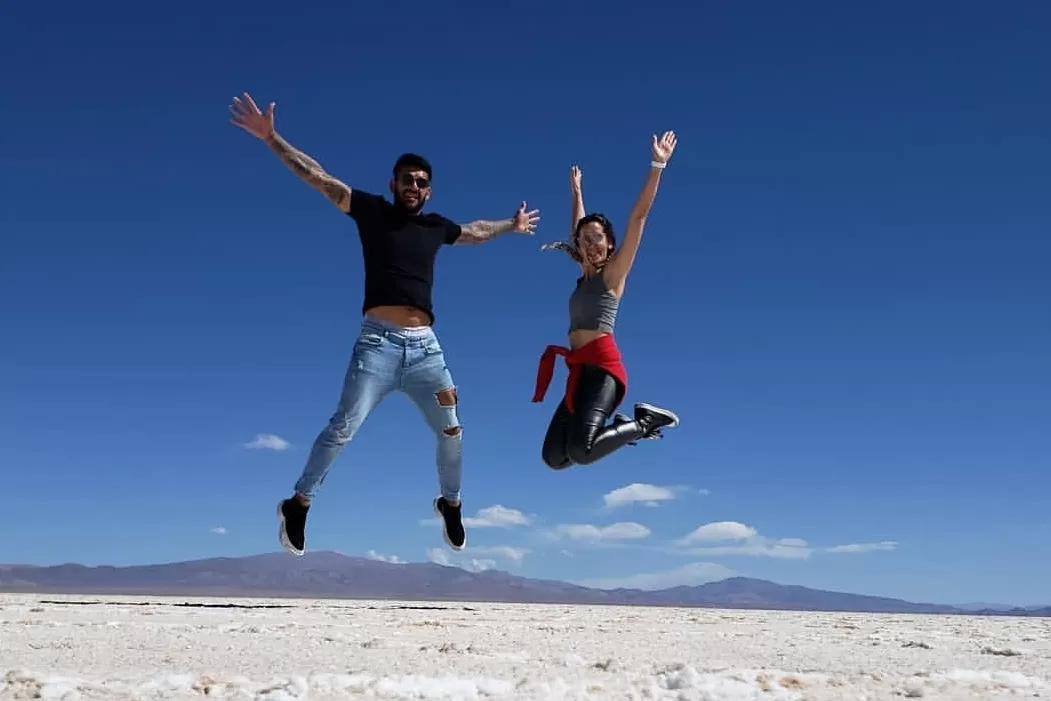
[347,189,462,324]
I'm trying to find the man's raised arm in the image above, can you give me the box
[265,131,351,213]
[230,92,351,213]
[454,201,540,244]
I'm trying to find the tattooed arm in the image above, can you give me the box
[264,131,352,213]
[453,201,540,244]
[230,94,352,212]
[453,218,516,244]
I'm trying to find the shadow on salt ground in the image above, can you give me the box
[36,600,293,610]
[34,600,479,612]
[364,605,478,612]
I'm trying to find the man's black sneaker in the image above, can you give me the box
[277,497,308,556]
[634,402,679,438]
[433,496,466,551]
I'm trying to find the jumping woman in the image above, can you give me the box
[533,131,681,469]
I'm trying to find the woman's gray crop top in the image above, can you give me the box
[568,271,619,334]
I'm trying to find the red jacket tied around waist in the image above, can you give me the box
[532,334,628,414]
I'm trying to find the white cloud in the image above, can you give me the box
[673,521,810,559]
[603,483,676,508]
[463,505,532,528]
[554,522,651,542]
[366,549,404,564]
[671,521,895,560]
[602,483,708,509]
[425,548,497,573]
[422,505,532,529]
[576,562,736,591]
[825,541,899,554]
[209,526,227,535]
[243,433,291,451]
[426,548,452,566]
[473,546,529,564]
[678,520,758,544]
[683,541,813,560]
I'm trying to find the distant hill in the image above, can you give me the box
[955,602,1051,616]
[0,552,1045,616]
[954,602,1015,612]
[963,605,1051,617]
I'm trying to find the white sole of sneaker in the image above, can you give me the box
[635,402,680,428]
[276,501,305,557]
[433,497,466,552]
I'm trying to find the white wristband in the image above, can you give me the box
[650,160,666,169]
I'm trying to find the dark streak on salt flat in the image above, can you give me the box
[34,599,478,612]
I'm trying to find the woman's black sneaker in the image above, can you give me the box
[634,402,679,438]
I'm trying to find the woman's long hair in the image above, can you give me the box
[541,213,617,266]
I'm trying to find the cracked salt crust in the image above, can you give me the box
[1,593,1048,699]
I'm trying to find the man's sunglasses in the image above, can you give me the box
[399,173,430,189]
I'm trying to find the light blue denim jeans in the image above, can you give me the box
[294,315,462,501]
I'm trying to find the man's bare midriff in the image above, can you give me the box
[366,305,432,328]
[569,329,609,350]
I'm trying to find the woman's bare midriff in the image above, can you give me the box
[366,305,432,328]
[569,329,610,350]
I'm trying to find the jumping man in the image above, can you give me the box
[230,92,540,555]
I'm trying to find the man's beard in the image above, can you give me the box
[395,191,424,214]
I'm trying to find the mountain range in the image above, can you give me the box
[1,551,1046,617]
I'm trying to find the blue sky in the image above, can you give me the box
[1,0,1048,607]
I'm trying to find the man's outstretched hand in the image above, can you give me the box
[230,92,275,141]
[513,201,541,235]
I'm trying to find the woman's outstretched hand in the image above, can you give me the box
[651,130,677,164]
[570,164,582,192]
